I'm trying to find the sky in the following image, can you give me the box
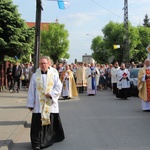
[12,0,150,63]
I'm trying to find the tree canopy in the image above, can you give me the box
[0,0,34,63]
[91,20,150,64]
[143,14,150,27]
[41,23,69,63]
[91,36,109,64]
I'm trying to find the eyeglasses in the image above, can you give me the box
[39,63,48,65]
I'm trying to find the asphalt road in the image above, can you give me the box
[11,89,150,150]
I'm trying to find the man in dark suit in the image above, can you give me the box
[12,62,22,92]
[6,63,13,91]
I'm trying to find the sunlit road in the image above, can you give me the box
[11,89,150,150]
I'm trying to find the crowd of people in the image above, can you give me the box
[6,58,145,98]
[6,61,34,93]
[6,58,150,107]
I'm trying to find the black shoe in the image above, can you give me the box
[63,96,67,100]
[33,147,40,150]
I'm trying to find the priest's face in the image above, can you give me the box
[145,60,150,67]
[39,58,49,72]
[91,63,94,67]
[121,63,125,69]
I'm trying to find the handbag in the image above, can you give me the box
[21,75,25,80]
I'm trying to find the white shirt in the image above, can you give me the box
[111,67,120,83]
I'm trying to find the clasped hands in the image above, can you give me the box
[45,93,52,99]
[123,76,127,79]
[28,93,52,111]
[88,72,97,78]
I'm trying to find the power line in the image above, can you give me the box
[90,0,122,19]
[128,0,141,7]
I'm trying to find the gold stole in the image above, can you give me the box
[146,69,150,101]
[36,69,54,125]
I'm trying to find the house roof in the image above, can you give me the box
[26,22,50,30]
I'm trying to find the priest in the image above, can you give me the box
[86,58,99,95]
[111,61,120,95]
[116,63,130,99]
[138,59,150,111]
[26,56,65,150]
[60,64,78,99]
[76,62,87,93]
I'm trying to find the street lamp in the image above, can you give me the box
[86,34,95,37]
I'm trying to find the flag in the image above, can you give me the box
[57,0,70,10]
[113,45,120,49]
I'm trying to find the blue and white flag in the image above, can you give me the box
[57,0,70,10]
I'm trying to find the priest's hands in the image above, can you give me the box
[28,107,33,111]
[123,76,127,79]
[45,93,52,99]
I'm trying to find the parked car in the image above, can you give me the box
[130,68,140,96]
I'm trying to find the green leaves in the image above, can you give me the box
[91,20,150,64]
[0,0,34,63]
[41,23,69,63]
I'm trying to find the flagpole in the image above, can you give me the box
[34,0,43,72]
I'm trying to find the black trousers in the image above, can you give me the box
[113,83,118,96]
[30,113,65,149]
[13,76,20,91]
[7,77,13,90]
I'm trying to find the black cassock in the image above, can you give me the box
[30,113,65,149]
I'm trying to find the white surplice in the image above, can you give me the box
[117,68,130,89]
[111,67,120,84]
[26,67,62,113]
[86,67,99,94]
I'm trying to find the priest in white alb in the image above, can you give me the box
[86,58,99,96]
[116,63,130,99]
[26,56,65,150]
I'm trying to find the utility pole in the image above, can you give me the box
[123,0,129,62]
[33,0,43,72]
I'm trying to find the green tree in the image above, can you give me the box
[0,0,35,63]
[102,21,125,63]
[102,21,145,63]
[143,14,150,27]
[91,21,150,64]
[91,36,109,63]
[134,26,150,62]
[41,23,69,63]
